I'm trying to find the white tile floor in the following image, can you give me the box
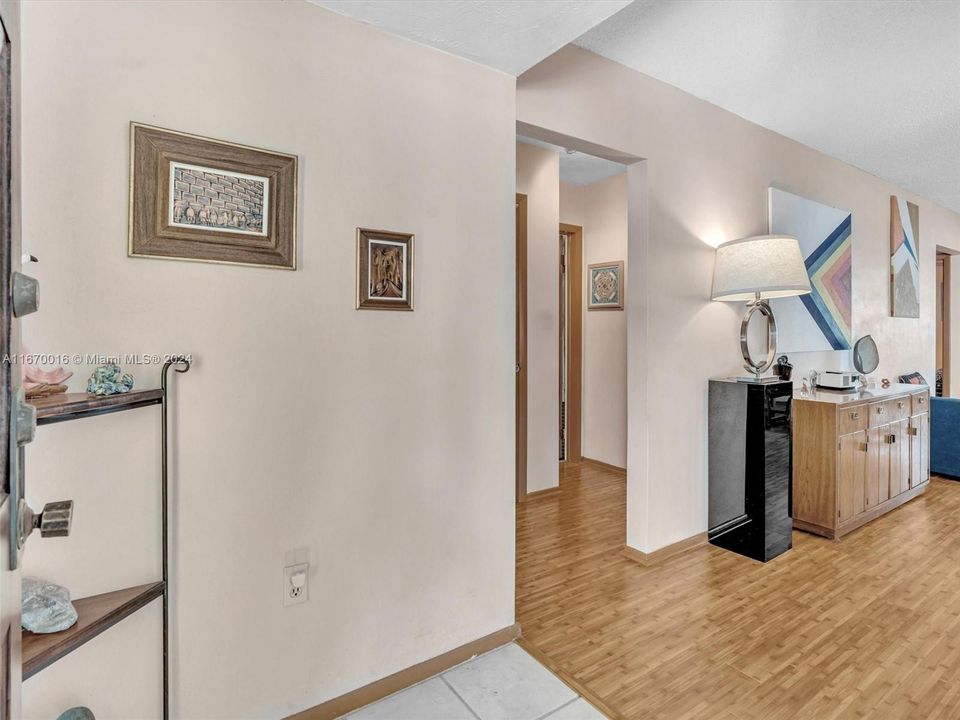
[342,643,607,720]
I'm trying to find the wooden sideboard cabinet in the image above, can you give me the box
[793,384,930,539]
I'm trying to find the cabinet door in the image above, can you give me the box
[910,412,930,487]
[866,425,888,510]
[839,430,868,522]
[888,418,910,497]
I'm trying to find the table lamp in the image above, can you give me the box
[711,235,811,382]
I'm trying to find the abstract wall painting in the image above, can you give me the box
[356,228,414,310]
[129,123,297,269]
[890,196,920,318]
[768,188,853,352]
[587,261,624,310]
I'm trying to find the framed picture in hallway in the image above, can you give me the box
[356,228,414,310]
[128,123,298,269]
[588,260,624,310]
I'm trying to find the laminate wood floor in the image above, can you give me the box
[516,462,960,720]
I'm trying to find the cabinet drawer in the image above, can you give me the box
[890,395,911,421]
[838,404,868,434]
[911,391,929,415]
[869,399,905,427]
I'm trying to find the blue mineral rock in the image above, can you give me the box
[57,708,96,720]
[86,363,134,396]
[22,576,78,634]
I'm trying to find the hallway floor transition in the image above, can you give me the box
[341,642,607,720]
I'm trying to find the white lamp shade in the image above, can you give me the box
[711,235,811,301]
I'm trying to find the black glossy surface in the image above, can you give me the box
[708,379,793,562]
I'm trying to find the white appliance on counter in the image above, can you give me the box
[815,370,861,391]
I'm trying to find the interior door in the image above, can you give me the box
[0,7,20,718]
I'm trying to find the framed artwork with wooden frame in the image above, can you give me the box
[129,123,297,269]
[356,228,414,311]
[587,260,624,310]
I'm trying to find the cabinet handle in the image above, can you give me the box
[886,434,896,444]
[918,396,926,405]
[877,406,885,415]
[897,401,905,409]
[851,411,860,420]
[908,426,918,436]
[859,442,869,452]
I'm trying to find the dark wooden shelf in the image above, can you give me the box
[22,581,164,680]
[30,390,163,425]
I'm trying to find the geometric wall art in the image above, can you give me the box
[587,260,624,310]
[890,195,920,318]
[768,188,853,352]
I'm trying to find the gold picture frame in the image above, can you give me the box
[129,123,298,269]
[356,228,415,311]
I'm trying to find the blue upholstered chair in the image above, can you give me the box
[931,397,960,479]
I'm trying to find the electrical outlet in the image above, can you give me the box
[283,562,309,607]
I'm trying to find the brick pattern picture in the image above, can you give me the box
[129,123,297,269]
[169,162,268,236]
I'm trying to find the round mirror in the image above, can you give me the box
[853,335,879,375]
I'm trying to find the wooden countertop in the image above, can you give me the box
[794,383,928,407]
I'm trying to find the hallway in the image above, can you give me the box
[516,463,960,719]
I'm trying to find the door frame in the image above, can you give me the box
[516,194,528,501]
[559,223,582,464]
[937,252,951,396]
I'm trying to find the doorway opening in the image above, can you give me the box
[515,134,632,500]
[937,251,952,397]
[514,123,645,716]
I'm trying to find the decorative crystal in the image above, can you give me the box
[22,576,78,634]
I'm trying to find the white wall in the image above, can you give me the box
[560,176,628,468]
[518,45,960,553]
[516,142,560,492]
[19,2,516,718]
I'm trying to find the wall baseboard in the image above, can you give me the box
[581,456,626,474]
[286,623,521,720]
[621,532,708,567]
[523,486,562,501]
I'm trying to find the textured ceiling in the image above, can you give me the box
[308,0,632,75]
[517,136,626,187]
[576,0,960,213]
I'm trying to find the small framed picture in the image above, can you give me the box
[356,228,414,311]
[588,261,624,310]
[129,123,297,269]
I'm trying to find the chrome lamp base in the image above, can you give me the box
[738,293,778,383]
